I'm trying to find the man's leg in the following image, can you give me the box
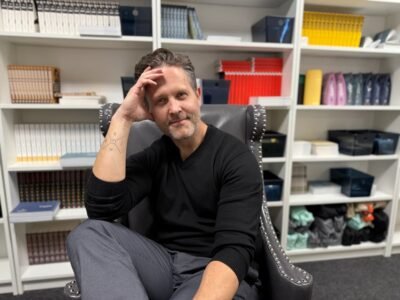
[169,251,259,300]
[66,219,173,300]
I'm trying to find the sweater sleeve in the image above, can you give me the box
[85,146,158,221]
[210,149,263,282]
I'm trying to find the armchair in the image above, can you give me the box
[65,104,313,299]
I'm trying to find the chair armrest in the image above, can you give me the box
[248,105,313,300]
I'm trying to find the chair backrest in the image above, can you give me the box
[122,104,255,235]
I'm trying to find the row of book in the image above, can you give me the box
[26,230,69,264]
[8,65,60,103]
[17,170,87,208]
[218,58,283,104]
[14,123,103,162]
[161,4,203,40]
[1,0,122,36]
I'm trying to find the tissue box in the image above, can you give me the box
[293,141,312,157]
[311,140,339,156]
[309,181,341,195]
[202,79,230,104]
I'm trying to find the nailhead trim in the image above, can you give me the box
[249,105,312,287]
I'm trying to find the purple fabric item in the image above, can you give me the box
[322,73,337,105]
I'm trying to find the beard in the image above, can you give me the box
[168,112,198,140]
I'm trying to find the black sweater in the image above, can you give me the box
[85,125,263,281]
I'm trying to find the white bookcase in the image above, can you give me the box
[1,0,400,294]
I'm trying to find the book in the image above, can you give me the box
[9,200,60,223]
[60,152,97,168]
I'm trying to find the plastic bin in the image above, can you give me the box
[330,168,374,197]
[251,16,294,43]
[328,130,375,155]
[202,79,230,104]
[368,130,399,155]
[262,131,286,157]
[119,6,152,36]
[263,170,283,201]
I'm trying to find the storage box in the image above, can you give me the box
[119,6,152,36]
[328,130,375,155]
[367,130,399,155]
[262,131,286,157]
[263,170,283,201]
[311,140,339,156]
[202,79,230,104]
[293,141,312,157]
[330,168,374,197]
[291,164,308,194]
[251,16,294,43]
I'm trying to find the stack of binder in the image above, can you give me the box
[161,4,203,39]
[218,57,282,104]
[8,65,60,104]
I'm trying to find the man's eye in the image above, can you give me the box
[158,98,167,105]
[177,92,187,99]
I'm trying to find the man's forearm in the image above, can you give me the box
[193,261,239,300]
[92,111,133,182]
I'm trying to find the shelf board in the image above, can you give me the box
[0,103,102,110]
[290,190,392,206]
[0,258,12,285]
[0,218,4,224]
[305,0,400,15]
[172,0,284,8]
[55,208,87,221]
[393,232,400,247]
[262,157,286,163]
[293,154,398,162]
[301,45,400,58]
[250,97,291,109]
[161,38,293,53]
[288,241,386,263]
[0,32,153,49]
[267,201,283,207]
[296,105,400,111]
[7,160,94,172]
[21,261,73,282]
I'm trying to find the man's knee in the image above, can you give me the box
[67,219,112,253]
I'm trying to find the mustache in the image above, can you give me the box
[168,112,192,123]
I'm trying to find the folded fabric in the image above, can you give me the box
[342,226,371,246]
[369,208,389,243]
[287,232,309,250]
[347,214,370,231]
[313,216,345,247]
[290,206,314,227]
[307,204,347,219]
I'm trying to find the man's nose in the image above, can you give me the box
[168,98,181,113]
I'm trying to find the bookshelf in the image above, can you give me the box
[0,0,400,294]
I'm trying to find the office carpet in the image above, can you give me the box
[0,254,398,299]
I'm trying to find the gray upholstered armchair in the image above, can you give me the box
[65,104,313,299]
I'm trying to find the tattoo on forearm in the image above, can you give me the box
[101,132,122,153]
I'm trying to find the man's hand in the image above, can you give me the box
[193,261,239,300]
[115,67,163,123]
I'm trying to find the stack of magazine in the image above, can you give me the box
[10,200,60,223]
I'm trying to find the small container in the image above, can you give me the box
[328,130,375,155]
[262,131,286,157]
[330,168,374,197]
[293,141,312,157]
[309,181,341,195]
[311,140,339,156]
[202,79,230,104]
[119,6,152,36]
[368,130,399,155]
[263,170,283,201]
[251,16,294,43]
[291,164,308,194]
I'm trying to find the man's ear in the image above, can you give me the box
[196,87,202,105]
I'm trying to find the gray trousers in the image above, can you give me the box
[67,219,259,300]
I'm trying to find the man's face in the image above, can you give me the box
[146,66,201,141]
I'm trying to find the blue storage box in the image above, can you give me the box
[202,79,230,104]
[330,168,374,197]
[368,130,399,155]
[251,16,294,43]
[119,6,152,36]
[328,130,375,155]
[263,170,283,201]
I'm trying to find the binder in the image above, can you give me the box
[304,69,323,105]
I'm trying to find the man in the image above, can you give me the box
[67,48,263,300]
